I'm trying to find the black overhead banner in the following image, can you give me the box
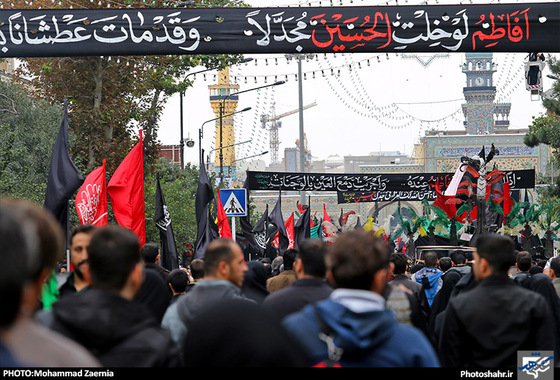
[246,170,535,203]
[1,3,559,57]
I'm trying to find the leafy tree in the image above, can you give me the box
[0,78,63,204]
[12,0,245,177]
[144,158,217,259]
[524,56,560,217]
[4,0,249,252]
[525,56,560,173]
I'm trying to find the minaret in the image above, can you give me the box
[461,53,497,134]
[208,67,239,179]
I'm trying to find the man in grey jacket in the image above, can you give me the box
[161,238,251,354]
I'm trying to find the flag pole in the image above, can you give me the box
[66,206,70,271]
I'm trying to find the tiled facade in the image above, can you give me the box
[420,133,549,174]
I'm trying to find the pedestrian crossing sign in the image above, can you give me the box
[219,189,247,217]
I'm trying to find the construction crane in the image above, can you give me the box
[260,101,317,163]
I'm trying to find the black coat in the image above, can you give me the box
[50,288,181,367]
[439,275,556,368]
[262,278,333,320]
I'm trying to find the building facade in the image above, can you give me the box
[159,144,181,166]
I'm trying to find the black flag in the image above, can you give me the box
[252,204,269,255]
[294,206,311,248]
[355,216,363,230]
[44,99,84,245]
[155,175,179,270]
[239,178,261,260]
[194,156,215,259]
[268,191,289,256]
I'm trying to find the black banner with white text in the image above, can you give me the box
[0,3,559,57]
[246,169,535,203]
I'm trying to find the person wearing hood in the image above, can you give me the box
[241,261,270,303]
[411,251,443,308]
[49,226,181,367]
[282,230,439,367]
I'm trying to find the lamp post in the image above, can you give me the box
[232,151,269,163]
[180,67,215,170]
[218,80,285,183]
[199,107,251,169]
[285,53,314,206]
[207,139,253,171]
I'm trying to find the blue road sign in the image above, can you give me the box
[219,189,247,217]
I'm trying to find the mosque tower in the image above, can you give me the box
[461,53,511,134]
[208,67,239,179]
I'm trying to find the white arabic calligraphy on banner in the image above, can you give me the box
[247,170,535,193]
[0,4,553,57]
[1,10,201,55]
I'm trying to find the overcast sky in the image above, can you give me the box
[157,0,556,168]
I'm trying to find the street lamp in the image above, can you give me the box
[179,58,253,170]
[232,151,269,163]
[286,53,315,206]
[199,107,251,168]
[218,80,285,183]
[207,139,253,171]
[180,66,215,170]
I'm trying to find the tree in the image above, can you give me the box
[525,55,560,220]
[0,78,63,204]
[525,56,560,183]
[144,158,217,260]
[12,0,245,176]
[5,0,248,252]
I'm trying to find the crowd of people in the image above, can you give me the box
[1,198,559,368]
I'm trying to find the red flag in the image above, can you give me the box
[486,170,507,205]
[272,212,296,250]
[455,165,479,202]
[285,212,295,249]
[433,183,457,220]
[75,159,108,227]
[107,131,145,246]
[503,182,513,217]
[323,204,332,224]
[217,190,232,238]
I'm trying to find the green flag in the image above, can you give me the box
[41,269,59,311]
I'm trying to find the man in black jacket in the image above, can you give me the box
[439,233,556,367]
[263,239,332,319]
[50,226,181,367]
